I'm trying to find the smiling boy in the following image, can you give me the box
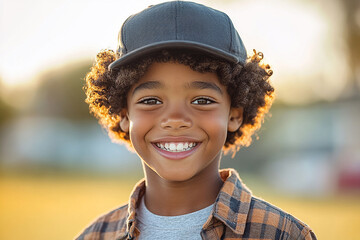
[77,1,316,239]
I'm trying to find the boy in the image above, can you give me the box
[77,1,316,239]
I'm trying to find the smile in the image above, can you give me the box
[155,142,198,152]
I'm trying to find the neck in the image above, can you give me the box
[143,159,223,216]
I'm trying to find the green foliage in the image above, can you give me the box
[32,61,94,120]
[0,97,14,125]
[0,80,14,124]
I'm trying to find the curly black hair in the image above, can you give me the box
[84,49,274,155]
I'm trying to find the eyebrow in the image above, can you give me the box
[186,81,223,95]
[132,81,163,95]
[132,80,223,95]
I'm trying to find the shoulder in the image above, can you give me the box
[75,203,129,240]
[246,196,316,239]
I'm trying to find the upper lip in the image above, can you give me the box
[151,136,201,143]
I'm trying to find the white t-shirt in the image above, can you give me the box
[137,197,214,240]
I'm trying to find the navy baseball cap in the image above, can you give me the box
[109,1,247,70]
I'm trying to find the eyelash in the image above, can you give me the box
[137,97,162,105]
[137,96,216,105]
[191,97,216,105]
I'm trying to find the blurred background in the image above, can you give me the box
[1,0,359,239]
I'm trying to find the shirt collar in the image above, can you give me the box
[117,168,252,239]
[116,179,145,240]
[206,169,252,235]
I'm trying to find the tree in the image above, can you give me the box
[31,60,94,120]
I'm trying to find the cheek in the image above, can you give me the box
[128,111,154,144]
[196,110,229,141]
[128,120,147,157]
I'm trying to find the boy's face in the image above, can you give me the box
[120,62,243,182]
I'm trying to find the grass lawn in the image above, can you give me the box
[0,172,359,240]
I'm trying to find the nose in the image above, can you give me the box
[160,104,192,130]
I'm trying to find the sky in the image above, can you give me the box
[0,0,351,104]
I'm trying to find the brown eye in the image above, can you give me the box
[192,97,215,105]
[138,98,162,105]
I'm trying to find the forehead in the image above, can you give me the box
[130,62,224,93]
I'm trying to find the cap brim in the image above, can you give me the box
[108,40,245,70]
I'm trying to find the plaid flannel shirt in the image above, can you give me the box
[76,169,316,240]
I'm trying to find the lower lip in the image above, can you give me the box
[152,143,201,160]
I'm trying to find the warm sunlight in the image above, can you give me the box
[225,0,350,104]
[0,0,350,104]
[0,0,164,87]
[1,1,359,240]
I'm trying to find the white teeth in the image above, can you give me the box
[155,142,197,152]
[176,143,183,151]
[169,143,176,151]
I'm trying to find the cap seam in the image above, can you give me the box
[175,1,179,40]
[222,12,233,55]
[122,21,126,55]
[120,16,131,56]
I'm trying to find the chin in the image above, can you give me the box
[157,168,198,183]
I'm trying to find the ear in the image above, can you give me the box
[119,109,130,133]
[228,107,243,132]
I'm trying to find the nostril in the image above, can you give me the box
[160,118,192,129]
